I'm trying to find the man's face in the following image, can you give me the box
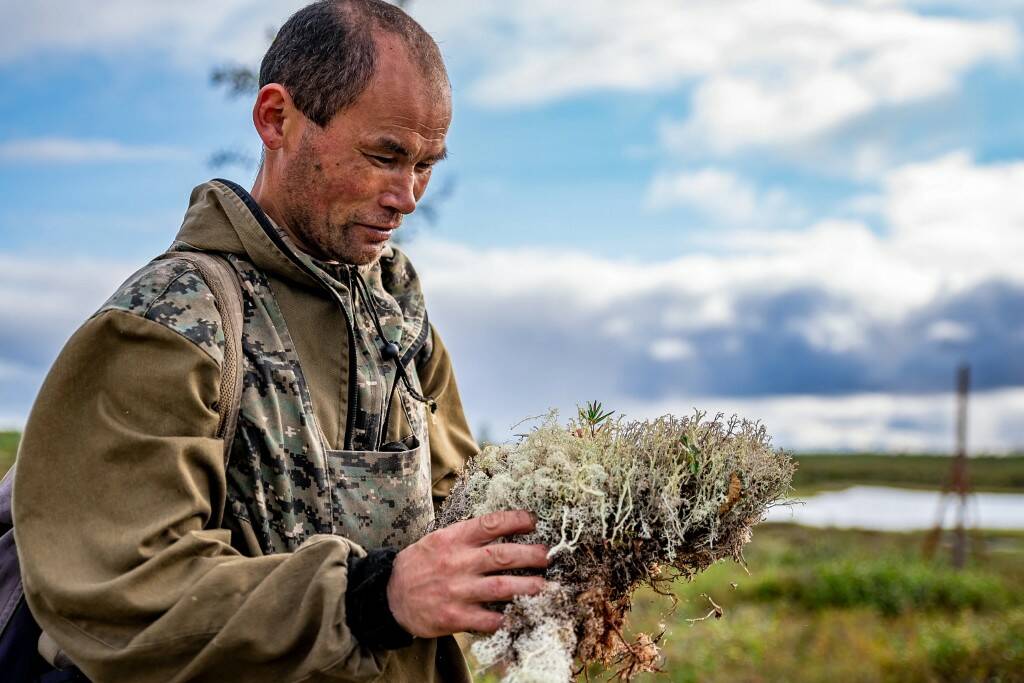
[279,34,450,265]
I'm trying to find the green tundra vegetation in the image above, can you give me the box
[615,524,1024,683]
[0,431,18,477]
[477,525,1024,682]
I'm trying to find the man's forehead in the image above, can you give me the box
[363,34,451,128]
[379,115,449,142]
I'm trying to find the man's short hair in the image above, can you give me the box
[259,0,448,128]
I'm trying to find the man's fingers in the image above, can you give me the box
[459,607,504,635]
[471,543,549,574]
[457,510,537,545]
[462,575,546,603]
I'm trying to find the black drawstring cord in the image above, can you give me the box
[350,267,438,414]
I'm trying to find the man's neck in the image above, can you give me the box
[250,167,327,261]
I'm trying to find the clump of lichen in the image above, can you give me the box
[434,406,795,682]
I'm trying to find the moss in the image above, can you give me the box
[436,410,794,681]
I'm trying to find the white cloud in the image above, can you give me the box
[401,152,1024,450]
[848,143,900,180]
[883,151,1024,286]
[666,5,1019,151]
[788,311,871,354]
[646,167,798,226]
[6,1,1015,157]
[0,253,136,362]
[620,387,1024,454]
[670,71,876,151]
[0,138,190,164]
[0,253,138,427]
[416,152,1024,338]
[649,338,695,362]
[704,151,1024,318]
[840,192,886,217]
[661,296,735,332]
[926,319,974,344]
[0,1,306,66]
[418,0,1017,150]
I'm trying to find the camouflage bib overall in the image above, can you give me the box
[217,249,436,556]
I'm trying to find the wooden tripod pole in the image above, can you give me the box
[923,363,974,567]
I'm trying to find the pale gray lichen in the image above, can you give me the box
[471,583,576,683]
[435,409,795,681]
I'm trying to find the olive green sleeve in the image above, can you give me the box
[13,310,390,683]
[416,326,479,503]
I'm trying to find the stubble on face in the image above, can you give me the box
[279,128,395,266]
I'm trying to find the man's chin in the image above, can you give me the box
[330,241,386,267]
[304,228,390,266]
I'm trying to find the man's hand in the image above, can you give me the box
[387,510,549,638]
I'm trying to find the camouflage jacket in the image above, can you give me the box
[14,180,476,682]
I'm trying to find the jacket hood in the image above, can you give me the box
[173,178,397,289]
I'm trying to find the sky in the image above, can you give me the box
[2,0,1023,452]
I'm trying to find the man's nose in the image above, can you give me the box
[380,173,417,215]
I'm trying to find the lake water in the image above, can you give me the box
[765,485,1024,531]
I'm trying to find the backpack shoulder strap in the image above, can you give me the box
[156,252,244,467]
[5,252,246,672]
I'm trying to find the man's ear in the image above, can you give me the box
[253,84,300,151]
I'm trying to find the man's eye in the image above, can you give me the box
[368,154,394,165]
[416,162,434,172]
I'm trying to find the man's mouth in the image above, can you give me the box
[355,223,398,241]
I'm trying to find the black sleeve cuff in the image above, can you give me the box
[345,547,415,650]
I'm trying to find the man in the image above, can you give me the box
[13,2,549,681]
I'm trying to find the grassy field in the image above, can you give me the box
[474,524,1024,682]
[622,524,1024,682]
[0,431,18,477]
